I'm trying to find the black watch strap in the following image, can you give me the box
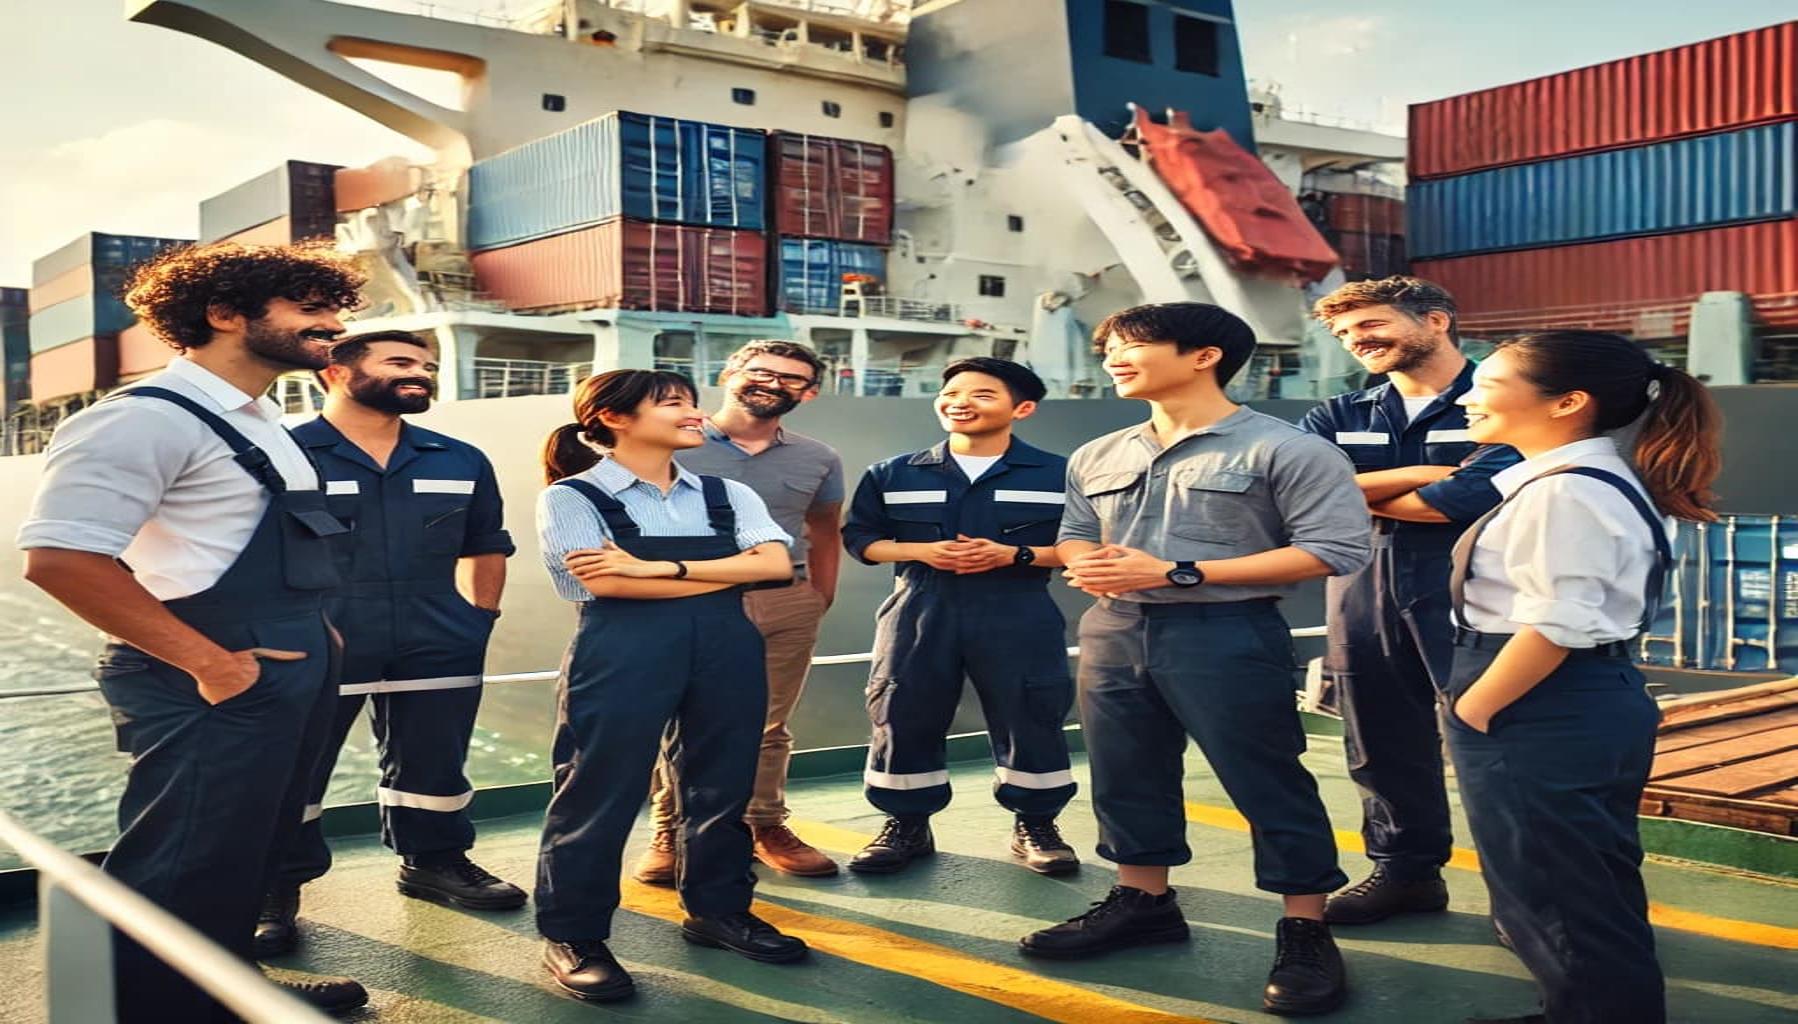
[1166,560,1204,587]
[671,560,689,579]
[1012,545,1035,566]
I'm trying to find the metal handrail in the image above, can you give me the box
[0,809,331,1023]
[1,628,1331,701]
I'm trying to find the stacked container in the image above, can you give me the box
[1,288,28,413]
[200,161,340,245]
[1407,21,1798,333]
[28,233,189,403]
[467,112,771,315]
[767,132,895,315]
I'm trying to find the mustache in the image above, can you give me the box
[301,329,342,341]
[387,377,435,391]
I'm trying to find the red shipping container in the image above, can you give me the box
[31,335,119,403]
[1410,22,1798,180]
[1412,219,1798,333]
[769,132,894,245]
[117,322,174,378]
[334,157,420,212]
[471,220,770,316]
[1324,194,1405,236]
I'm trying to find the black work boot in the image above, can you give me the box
[1263,917,1347,1016]
[398,852,528,910]
[681,910,809,963]
[847,816,934,874]
[544,940,635,1002]
[1323,865,1448,925]
[265,970,369,1015]
[1018,885,1189,959]
[1009,816,1080,875]
[252,886,300,959]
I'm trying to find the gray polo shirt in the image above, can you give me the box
[1060,406,1371,603]
[675,420,845,565]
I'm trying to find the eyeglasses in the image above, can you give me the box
[738,367,816,390]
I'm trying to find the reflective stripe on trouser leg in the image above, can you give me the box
[274,693,369,890]
[962,594,1077,818]
[371,683,483,858]
[863,587,962,817]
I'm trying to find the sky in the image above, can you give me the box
[1,0,1793,283]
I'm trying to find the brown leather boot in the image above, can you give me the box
[630,830,677,886]
[752,824,840,877]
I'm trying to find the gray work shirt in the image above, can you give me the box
[1060,406,1372,603]
[675,420,845,566]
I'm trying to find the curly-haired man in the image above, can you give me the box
[18,241,373,1019]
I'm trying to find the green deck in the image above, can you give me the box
[2,737,1794,1023]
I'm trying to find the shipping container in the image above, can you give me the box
[466,112,767,250]
[1643,515,1798,674]
[1409,22,1798,179]
[116,322,173,379]
[774,238,888,314]
[769,132,895,245]
[217,216,299,248]
[29,335,119,403]
[1326,230,1408,282]
[1323,193,1405,236]
[2,289,28,411]
[29,294,136,354]
[470,219,770,316]
[335,157,420,212]
[31,233,188,287]
[200,161,339,243]
[1410,121,1798,259]
[1412,219,1798,333]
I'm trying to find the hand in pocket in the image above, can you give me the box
[194,647,307,705]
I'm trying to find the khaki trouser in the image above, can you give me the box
[650,582,828,830]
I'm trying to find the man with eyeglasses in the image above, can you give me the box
[632,340,847,882]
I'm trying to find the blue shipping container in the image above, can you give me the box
[31,233,189,287]
[775,239,887,315]
[1642,514,1798,675]
[1,289,27,411]
[467,112,766,250]
[1408,120,1798,259]
[28,294,134,354]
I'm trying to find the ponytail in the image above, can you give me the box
[541,422,601,484]
[1633,365,1722,523]
[541,368,700,484]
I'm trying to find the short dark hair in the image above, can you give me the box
[1312,275,1459,340]
[941,357,1046,404]
[1092,303,1257,386]
[723,339,827,383]
[329,329,431,368]
[123,240,366,351]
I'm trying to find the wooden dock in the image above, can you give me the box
[1642,678,1798,837]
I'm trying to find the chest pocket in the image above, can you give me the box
[883,489,946,542]
[1335,430,1395,472]
[993,489,1065,546]
[1168,467,1256,544]
[323,481,363,576]
[1422,428,1477,468]
[415,478,475,556]
[1079,471,1143,531]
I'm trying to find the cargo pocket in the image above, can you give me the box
[1022,674,1074,727]
[865,677,898,728]
[886,505,943,543]
[422,502,470,556]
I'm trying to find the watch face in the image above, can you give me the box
[1168,568,1202,587]
[1014,545,1036,565]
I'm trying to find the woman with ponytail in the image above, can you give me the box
[1446,331,1720,1024]
[530,370,806,1003]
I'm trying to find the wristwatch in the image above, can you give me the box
[1165,560,1204,587]
[1012,545,1036,566]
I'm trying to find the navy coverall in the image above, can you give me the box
[276,417,515,887]
[92,388,344,1022]
[1299,362,1520,881]
[1443,466,1670,1023]
[843,438,1077,819]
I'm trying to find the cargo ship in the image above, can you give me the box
[0,3,1793,1021]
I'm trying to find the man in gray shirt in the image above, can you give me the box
[632,340,846,881]
[1018,303,1370,1018]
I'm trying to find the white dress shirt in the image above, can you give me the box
[1460,436,1675,649]
[16,356,320,601]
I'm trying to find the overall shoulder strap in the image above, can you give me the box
[554,478,642,539]
[109,386,285,494]
[698,474,737,536]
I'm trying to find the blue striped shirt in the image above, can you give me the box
[537,458,792,602]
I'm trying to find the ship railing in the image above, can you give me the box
[842,294,963,322]
[471,358,594,398]
[338,0,525,31]
[0,809,332,1023]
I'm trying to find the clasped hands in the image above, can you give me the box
[565,541,681,580]
[914,535,1021,574]
[1062,545,1175,598]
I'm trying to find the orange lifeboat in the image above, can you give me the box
[1124,105,1339,284]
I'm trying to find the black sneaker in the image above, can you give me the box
[847,817,934,874]
[398,854,528,910]
[1009,816,1080,875]
[252,887,300,959]
[681,911,809,963]
[1263,917,1347,1016]
[1323,866,1448,925]
[1018,885,1189,959]
[266,971,368,1015]
[544,939,634,1002]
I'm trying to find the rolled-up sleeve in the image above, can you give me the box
[842,467,891,564]
[1415,444,1523,525]
[536,485,610,602]
[722,479,793,550]
[460,455,516,557]
[16,401,189,555]
[1499,481,1625,649]
[1057,457,1102,544]
[1267,434,1372,576]
[812,452,846,509]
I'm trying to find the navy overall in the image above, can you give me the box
[534,476,767,941]
[1442,466,1670,1024]
[91,387,344,1022]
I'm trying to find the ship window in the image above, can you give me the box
[879,111,895,128]
[822,100,842,118]
[541,93,567,112]
[1007,215,1024,233]
[978,275,1006,297]
[1102,1,1152,64]
[1174,15,1220,76]
[733,87,756,105]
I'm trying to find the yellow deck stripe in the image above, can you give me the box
[1181,801,1798,951]
[618,881,1212,1024]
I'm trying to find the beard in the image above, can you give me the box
[732,384,800,419]
[244,318,335,371]
[1361,331,1441,376]
[347,368,435,414]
